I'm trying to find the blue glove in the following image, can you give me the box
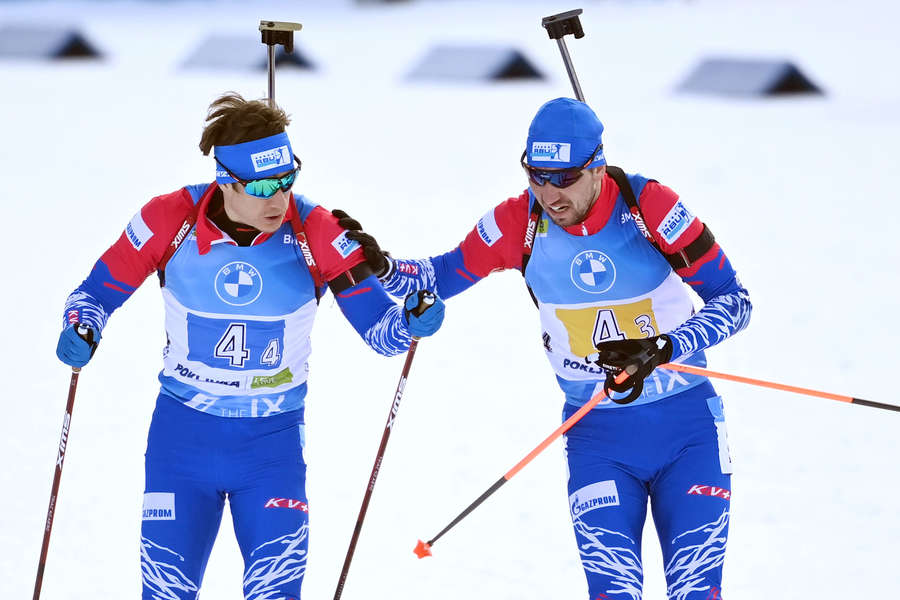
[404,290,444,338]
[56,323,100,368]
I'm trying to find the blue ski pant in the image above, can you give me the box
[564,381,731,600]
[140,393,308,600]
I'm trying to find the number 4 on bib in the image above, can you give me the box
[215,323,250,367]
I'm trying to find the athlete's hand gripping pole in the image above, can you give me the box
[333,294,436,599]
[413,369,633,559]
[259,20,302,105]
[542,9,587,102]
[663,363,900,413]
[33,368,81,600]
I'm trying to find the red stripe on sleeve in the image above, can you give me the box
[455,268,475,282]
[102,281,131,294]
[338,287,372,298]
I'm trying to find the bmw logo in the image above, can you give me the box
[570,250,616,294]
[214,261,263,306]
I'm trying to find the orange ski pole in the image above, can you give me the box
[662,363,900,413]
[413,370,631,559]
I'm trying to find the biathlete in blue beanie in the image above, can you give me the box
[336,97,751,599]
[55,92,445,599]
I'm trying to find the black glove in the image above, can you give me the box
[331,209,391,278]
[587,335,673,405]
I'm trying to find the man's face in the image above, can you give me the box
[530,166,606,227]
[220,177,292,233]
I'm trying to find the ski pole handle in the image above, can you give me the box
[411,290,436,318]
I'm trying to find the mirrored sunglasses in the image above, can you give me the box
[215,156,302,199]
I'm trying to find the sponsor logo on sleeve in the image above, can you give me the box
[125,211,154,251]
[476,209,503,247]
[656,201,696,245]
[265,497,309,512]
[530,141,571,163]
[396,261,419,275]
[569,480,620,519]
[331,231,361,258]
[67,310,80,324]
[250,145,291,173]
[687,484,731,500]
[142,492,176,520]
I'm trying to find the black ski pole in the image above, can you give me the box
[542,9,588,101]
[33,367,81,600]
[333,293,435,600]
[259,20,302,105]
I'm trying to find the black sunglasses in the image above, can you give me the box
[520,143,603,188]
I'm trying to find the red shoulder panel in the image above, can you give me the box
[638,181,720,277]
[302,205,366,282]
[100,188,197,288]
[459,190,531,278]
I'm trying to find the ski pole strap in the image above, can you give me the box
[605,166,715,271]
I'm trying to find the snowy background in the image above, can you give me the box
[1,0,898,598]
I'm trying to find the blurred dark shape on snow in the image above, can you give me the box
[0,24,102,60]
[678,57,823,97]
[407,45,544,82]
[181,34,315,72]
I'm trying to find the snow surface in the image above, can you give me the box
[1,0,898,598]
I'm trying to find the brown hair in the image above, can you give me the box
[198,92,291,156]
